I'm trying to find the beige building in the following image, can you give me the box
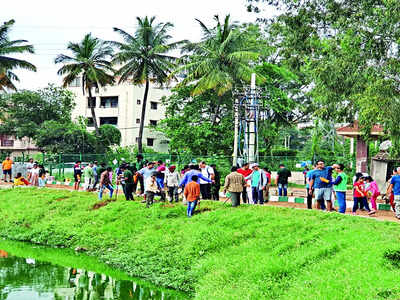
[68,79,170,153]
[0,135,39,158]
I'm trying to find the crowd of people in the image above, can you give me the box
[4,154,400,219]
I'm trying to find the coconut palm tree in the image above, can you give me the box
[111,16,184,154]
[55,33,114,135]
[174,15,263,123]
[0,19,36,91]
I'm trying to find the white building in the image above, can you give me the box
[68,79,170,153]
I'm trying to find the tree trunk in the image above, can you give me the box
[138,79,150,154]
[211,96,223,125]
[88,88,100,135]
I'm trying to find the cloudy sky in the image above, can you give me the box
[2,0,262,90]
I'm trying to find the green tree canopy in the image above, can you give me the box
[55,33,114,135]
[0,19,36,91]
[0,85,75,139]
[111,16,184,154]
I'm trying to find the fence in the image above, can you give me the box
[10,152,348,181]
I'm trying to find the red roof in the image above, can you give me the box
[336,121,383,137]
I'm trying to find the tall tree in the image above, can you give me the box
[55,33,114,135]
[111,16,183,154]
[0,19,36,91]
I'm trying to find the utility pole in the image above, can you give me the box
[232,74,266,166]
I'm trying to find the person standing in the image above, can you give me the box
[223,166,246,207]
[98,167,114,200]
[387,167,400,219]
[353,174,374,215]
[83,163,94,191]
[237,163,252,204]
[276,164,291,196]
[365,176,379,213]
[26,158,34,181]
[92,161,99,190]
[210,164,221,201]
[332,163,348,214]
[120,165,134,201]
[184,175,201,217]
[73,161,82,191]
[309,160,334,210]
[246,163,268,205]
[2,156,13,182]
[306,164,317,209]
[199,161,214,200]
[145,172,159,208]
[262,167,271,203]
[165,165,180,203]
[30,163,40,186]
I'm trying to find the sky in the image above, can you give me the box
[2,0,260,90]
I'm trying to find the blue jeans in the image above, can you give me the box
[336,191,346,213]
[98,184,114,200]
[278,183,288,196]
[187,200,198,217]
[252,187,264,204]
[353,197,370,212]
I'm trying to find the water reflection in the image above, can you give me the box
[0,250,184,300]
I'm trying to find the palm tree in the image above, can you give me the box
[55,33,114,135]
[0,19,36,91]
[111,16,184,154]
[174,15,263,124]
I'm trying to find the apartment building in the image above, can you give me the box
[68,79,171,153]
[0,135,39,158]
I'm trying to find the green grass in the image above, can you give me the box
[1,188,400,299]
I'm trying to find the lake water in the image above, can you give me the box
[0,242,187,300]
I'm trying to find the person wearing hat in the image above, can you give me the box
[245,163,268,204]
[165,165,180,203]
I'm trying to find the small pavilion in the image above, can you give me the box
[336,121,383,173]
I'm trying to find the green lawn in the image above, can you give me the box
[1,188,400,299]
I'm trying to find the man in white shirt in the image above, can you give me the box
[199,161,215,200]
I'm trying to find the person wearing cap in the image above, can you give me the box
[245,163,268,204]
[165,165,180,203]
[145,171,160,207]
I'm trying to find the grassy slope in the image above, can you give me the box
[1,188,400,299]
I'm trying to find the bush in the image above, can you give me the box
[271,147,298,156]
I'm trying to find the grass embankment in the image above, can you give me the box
[1,188,400,299]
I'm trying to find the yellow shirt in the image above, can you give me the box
[2,159,12,170]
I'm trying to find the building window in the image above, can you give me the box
[100,117,118,126]
[137,99,141,105]
[68,77,81,87]
[147,138,154,147]
[136,118,140,124]
[87,117,94,127]
[150,102,158,110]
[149,120,157,126]
[87,97,96,108]
[100,96,118,108]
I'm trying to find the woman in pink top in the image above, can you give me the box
[365,176,380,212]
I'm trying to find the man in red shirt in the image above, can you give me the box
[237,162,252,203]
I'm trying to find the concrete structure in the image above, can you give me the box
[0,135,40,158]
[336,121,383,173]
[68,79,170,153]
